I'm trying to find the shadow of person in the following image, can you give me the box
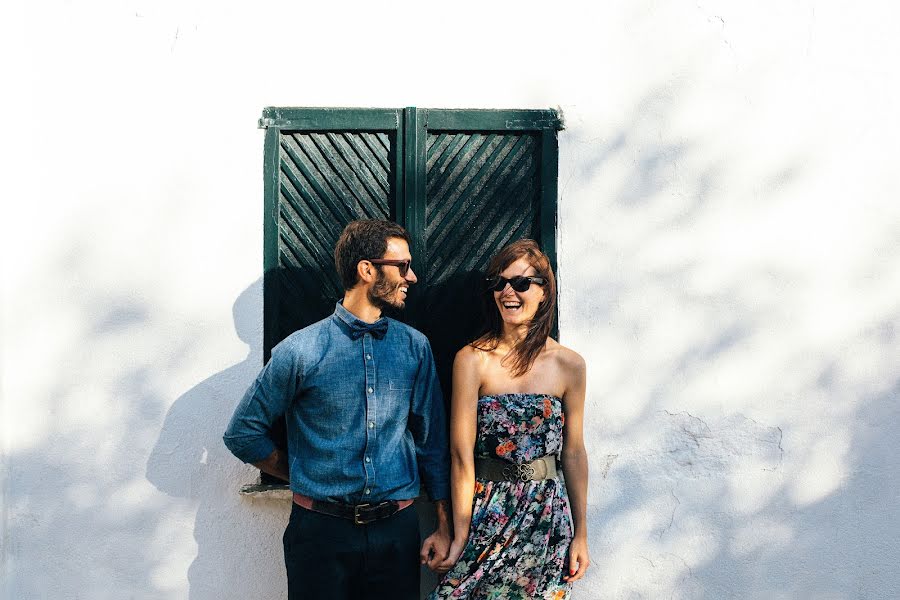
[147,273,469,599]
[146,278,292,599]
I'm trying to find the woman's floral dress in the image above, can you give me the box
[429,393,573,600]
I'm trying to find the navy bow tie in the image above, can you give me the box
[347,319,388,340]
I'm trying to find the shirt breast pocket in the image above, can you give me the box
[389,379,413,393]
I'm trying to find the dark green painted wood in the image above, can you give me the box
[418,123,543,395]
[263,127,281,363]
[260,106,561,439]
[259,107,401,130]
[402,107,428,323]
[426,109,563,131]
[392,115,406,229]
[261,111,403,485]
[273,130,395,343]
[540,128,560,340]
[261,125,286,483]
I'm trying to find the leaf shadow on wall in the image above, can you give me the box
[559,86,900,598]
[146,278,294,600]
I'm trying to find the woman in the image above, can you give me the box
[429,239,590,599]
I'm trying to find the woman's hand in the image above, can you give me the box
[436,536,468,574]
[562,535,590,582]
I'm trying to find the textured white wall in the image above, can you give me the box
[2,1,898,598]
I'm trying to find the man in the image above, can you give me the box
[224,219,451,599]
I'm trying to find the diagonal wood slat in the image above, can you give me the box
[424,132,541,283]
[272,129,395,344]
[418,129,545,404]
[426,134,530,250]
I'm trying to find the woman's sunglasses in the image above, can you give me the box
[368,258,411,277]
[485,275,547,293]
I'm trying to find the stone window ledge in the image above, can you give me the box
[239,483,292,500]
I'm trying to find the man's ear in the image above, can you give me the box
[356,260,376,284]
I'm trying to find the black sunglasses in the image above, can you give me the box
[368,258,411,277]
[485,275,547,293]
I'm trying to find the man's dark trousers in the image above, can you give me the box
[283,503,420,600]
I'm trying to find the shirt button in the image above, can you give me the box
[366,354,372,360]
[369,421,375,429]
[365,489,371,495]
[367,387,374,394]
[365,456,370,463]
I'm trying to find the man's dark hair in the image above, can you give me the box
[334,219,411,291]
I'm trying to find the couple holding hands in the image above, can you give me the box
[224,219,589,600]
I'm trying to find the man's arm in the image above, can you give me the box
[407,340,451,501]
[408,340,452,570]
[223,339,301,470]
[253,448,290,483]
[420,499,451,570]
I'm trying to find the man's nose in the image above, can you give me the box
[405,266,418,284]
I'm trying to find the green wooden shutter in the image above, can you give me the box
[258,107,561,476]
[261,108,404,359]
[403,108,561,395]
[261,107,560,365]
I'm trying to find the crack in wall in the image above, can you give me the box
[660,410,784,475]
[601,454,619,479]
[658,488,681,540]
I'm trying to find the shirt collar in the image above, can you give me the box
[333,301,389,340]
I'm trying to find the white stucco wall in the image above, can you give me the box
[3,1,898,598]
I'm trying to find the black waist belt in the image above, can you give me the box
[474,455,558,482]
[293,493,413,525]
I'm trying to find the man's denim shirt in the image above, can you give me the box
[223,302,449,504]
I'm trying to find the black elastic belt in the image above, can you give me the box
[474,455,558,482]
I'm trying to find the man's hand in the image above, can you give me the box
[252,449,290,483]
[420,528,451,572]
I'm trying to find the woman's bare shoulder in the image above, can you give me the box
[546,339,586,371]
[455,343,489,371]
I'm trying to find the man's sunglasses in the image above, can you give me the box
[368,258,411,277]
[485,275,547,293]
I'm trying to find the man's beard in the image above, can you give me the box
[368,270,405,312]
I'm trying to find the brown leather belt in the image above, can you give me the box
[475,455,558,482]
[292,493,414,525]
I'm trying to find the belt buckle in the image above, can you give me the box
[502,462,535,482]
[353,503,374,525]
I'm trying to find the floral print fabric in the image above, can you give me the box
[429,393,573,600]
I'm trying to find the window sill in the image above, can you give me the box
[239,483,292,500]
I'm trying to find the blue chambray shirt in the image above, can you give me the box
[223,302,449,504]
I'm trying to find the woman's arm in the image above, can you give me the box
[436,345,482,573]
[560,350,591,582]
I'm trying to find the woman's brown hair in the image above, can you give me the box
[472,239,557,376]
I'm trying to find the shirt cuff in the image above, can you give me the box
[423,478,450,502]
[223,434,276,466]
